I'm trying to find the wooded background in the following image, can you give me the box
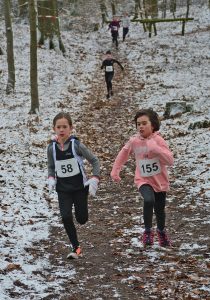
[1,0,209,112]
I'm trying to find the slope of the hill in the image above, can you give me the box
[0,3,210,300]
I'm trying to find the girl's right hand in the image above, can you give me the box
[111,174,121,182]
[84,177,99,197]
[48,177,56,192]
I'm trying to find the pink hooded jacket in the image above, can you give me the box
[111,132,174,192]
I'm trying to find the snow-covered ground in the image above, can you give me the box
[0,3,210,299]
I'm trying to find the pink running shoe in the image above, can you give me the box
[142,229,154,247]
[157,229,171,247]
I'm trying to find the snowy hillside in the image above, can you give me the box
[0,2,210,299]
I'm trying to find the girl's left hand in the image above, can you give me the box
[84,177,99,197]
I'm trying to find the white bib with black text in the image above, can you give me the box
[106,66,113,72]
[55,158,80,178]
[139,158,161,177]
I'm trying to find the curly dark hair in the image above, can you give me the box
[134,109,160,132]
[53,112,73,127]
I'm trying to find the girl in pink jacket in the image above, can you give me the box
[111,109,174,247]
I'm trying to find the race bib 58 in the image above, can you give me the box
[139,158,161,177]
[55,158,80,178]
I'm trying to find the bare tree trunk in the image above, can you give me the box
[134,0,140,19]
[148,0,158,18]
[142,0,150,31]
[139,0,147,32]
[37,0,53,46]
[162,0,167,18]
[143,0,158,18]
[186,0,191,18]
[51,0,65,54]
[100,0,108,27]
[134,0,147,31]
[0,47,4,55]
[182,0,191,35]
[142,0,147,18]
[111,0,116,16]
[4,0,15,94]
[18,0,28,17]
[29,0,39,114]
[37,0,65,54]
[170,0,176,17]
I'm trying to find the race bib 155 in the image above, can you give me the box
[139,158,161,177]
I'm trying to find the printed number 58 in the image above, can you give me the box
[61,164,73,173]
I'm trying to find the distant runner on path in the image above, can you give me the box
[101,50,124,99]
[121,12,130,42]
[108,16,120,49]
[111,109,174,248]
[47,112,100,259]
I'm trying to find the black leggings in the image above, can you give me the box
[111,31,119,47]
[139,184,166,231]
[123,27,129,41]
[57,188,88,248]
[105,72,114,93]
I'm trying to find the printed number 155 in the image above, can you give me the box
[141,162,158,173]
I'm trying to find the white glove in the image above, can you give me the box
[48,177,56,192]
[84,177,99,197]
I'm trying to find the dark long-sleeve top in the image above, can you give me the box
[47,137,100,179]
[109,20,120,32]
[101,58,124,73]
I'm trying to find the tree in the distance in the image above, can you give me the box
[29,0,39,114]
[37,0,65,54]
[18,0,28,18]
[4,0,15,94]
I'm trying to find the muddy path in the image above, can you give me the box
[46,52,145,299]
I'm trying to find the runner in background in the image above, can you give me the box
[101,50,124,99]
[121,12,130,41]
[108,16,120,49]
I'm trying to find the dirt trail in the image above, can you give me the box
[46,51,146,299]
[66,52,144,299]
